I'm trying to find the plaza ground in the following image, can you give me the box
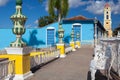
[28,47,94,80]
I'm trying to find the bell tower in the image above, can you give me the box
[104,3,112,37]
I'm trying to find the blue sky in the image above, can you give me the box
[0,0,120,30]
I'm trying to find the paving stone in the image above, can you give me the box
[28,48,94,80]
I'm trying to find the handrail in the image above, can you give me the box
[0,60,15,80]
[0,49,7,55]
[65,47,72,53]
[30,49,60,69]
[93,38,120,80]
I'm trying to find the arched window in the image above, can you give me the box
[106,15,109,19]
[72,23,81,41]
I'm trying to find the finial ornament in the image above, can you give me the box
[58,21,64,43]
[71,28,74,42]
[10,0,27,47]
[16,0,22,5]
[117,31,120,38]
[76,32,80,41]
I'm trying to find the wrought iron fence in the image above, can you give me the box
[0,60,15,80]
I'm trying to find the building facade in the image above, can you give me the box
[0,16,106,50]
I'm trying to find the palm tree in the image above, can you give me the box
[48,0,69,23]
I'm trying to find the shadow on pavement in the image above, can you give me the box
[87,70,107,80]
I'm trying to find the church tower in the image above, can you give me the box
[104,3,112,37]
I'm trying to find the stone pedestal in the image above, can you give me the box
[5,47,33,80]
[56,44,66,58]
[76,41,81,48]
[70,42,76,51]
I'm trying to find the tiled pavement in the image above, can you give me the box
[28,48,97,80]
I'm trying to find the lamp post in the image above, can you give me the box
[76,32,81,48]
[70,28,76,51]
[5,0,33,79]
[56,21,66,58]
[117,31,120,38]
[94,17,98,48]
[76,32,80,41]
[71,28,74,42]
[58,22,64,43]
[10,0,27,47]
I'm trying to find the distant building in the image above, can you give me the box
[62,16,106,45]
[0,15,106,49]
[104,3,113,37]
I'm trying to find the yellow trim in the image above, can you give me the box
[70,42,75,50]
[76,41,81,48]
[57,45,65,55]
[30,52,44,57]
[0,54,30,74]
[0,51,57,75]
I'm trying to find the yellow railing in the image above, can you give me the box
[0,49,60,79]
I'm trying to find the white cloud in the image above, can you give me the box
[45,0,88,11]
[85,0,120,15]
[25,4,35,10]
[26,25,32,28]
[34,20,38,24]
[45,1,48,11]
[68,0,87,8]
[44,0,120,14]
[86,1,105,15]
[110,1,120,14]
[0,0,9,6]
[42,1,48,11]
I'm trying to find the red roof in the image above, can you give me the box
[66,15,88,20]
[105,3,110,8]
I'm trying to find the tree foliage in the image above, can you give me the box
[38,16,57,28]
[38,0,69,27]
[48,0,69,22]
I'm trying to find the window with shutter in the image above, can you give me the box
[47,28,55,46]
[73,24,81,41]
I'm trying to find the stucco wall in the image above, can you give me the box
[0,21,95,50]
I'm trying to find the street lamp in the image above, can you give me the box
[10,0,27,47]
[71,28,74,42]
[58,21,64,43]
[94,17,98,47]
[117,31,120,38]
[76,32,80,41]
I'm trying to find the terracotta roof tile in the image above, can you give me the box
[105,3,110,8]
[66,15,89,20]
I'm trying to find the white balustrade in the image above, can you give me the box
[90,37,120,80]
[30,49,60,69]
[65,47,72,53]
[0,60,15,80]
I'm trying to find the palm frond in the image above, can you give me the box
[48,0,55,17]
[61,0,69,18]
[48,0,69,21]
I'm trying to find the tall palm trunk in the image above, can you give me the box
[58,10,61,24]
